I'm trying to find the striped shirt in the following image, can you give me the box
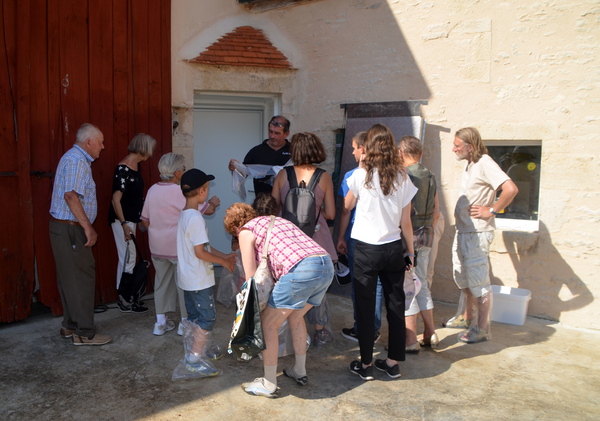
[49,144,97,223]
[242,216,326,280]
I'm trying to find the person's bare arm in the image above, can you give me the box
[194,244,235,272]
[320,172,336,220]
[64,190,97,247]
[111,190,134,240]
[238,229,258,280]
[400,203,414,270]
[202,196,221,216]
[337,206,351,255]
[344,190,357,211]
[470,179,519,219]
[271,170,285,207]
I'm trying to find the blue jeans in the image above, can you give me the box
[269,254,334,310]
[347,235,383,333]
[184,287,216,331]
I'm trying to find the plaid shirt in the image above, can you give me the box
[49,144,97,223]
[243,216,326,280]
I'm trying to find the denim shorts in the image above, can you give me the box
[269,255,334,310]
[183,287,216,331]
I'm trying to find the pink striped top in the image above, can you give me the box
[242,216,327,280]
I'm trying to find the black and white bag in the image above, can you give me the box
[118,234,149,305]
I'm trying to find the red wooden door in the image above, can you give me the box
[0,0,172,322]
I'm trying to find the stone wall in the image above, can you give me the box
[171,0,599,329]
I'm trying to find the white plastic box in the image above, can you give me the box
[491,285,531,326]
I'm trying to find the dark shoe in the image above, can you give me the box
[374,359,401,379]
[60,327,75,339]
[72,333,112,346]
[116,301,130,313]
[341,327,359,342]
[283,365,308,386]
[349,360,374,381]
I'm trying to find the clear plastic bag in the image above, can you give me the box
[217,265,238,308]
[277,319,311,357]
[404,269,422,311]
[305,295,334,347]
[172,320,222,380]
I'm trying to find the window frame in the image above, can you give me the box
[484,140,542,233]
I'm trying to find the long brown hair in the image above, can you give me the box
[363,124,405,196]
[455,127,487,163]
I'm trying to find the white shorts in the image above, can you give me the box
[452,231,494,298]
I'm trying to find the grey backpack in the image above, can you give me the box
[282,166,325,237]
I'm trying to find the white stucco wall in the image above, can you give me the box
[172,0,599,330]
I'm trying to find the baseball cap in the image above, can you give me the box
[180,168,215,193]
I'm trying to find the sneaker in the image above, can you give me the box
[60,327,75,339]
[341,327,359,342]
[177,323,184,336]
[459,328,490,344]
[205,346,223,361]
[406,342,421,353]
[374,359,401,379]
[283,365,308,386]
[341,328,380,344]
[117,300,149,313]
[185,360,221,377]
[153,319,175,336]
[72,333,112,346]
[442,315,471,328]
[131,302,148,313]
[349,360,374,381]
[313,328,332,346]
[241,377,279,398]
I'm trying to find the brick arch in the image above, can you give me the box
[188,26,294,69]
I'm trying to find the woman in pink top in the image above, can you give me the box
[224,201,334,398]
[141,153,220,336]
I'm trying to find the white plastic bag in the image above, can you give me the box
[404,269,422,311]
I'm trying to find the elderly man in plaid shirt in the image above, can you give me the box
[49,123,112,346]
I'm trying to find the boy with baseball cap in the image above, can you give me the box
[177,169,236,377]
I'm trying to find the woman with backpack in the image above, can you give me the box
[271,132,337,346]
[345,124,417,380]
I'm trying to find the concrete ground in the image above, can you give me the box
[1,290,599,421]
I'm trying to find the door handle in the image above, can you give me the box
[30,171,55,179]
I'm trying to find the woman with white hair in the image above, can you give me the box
[141,153,220,335]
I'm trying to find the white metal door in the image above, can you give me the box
[193,94,276,254]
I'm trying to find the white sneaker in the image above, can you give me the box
[177,323,184,336]
[241,377,279,398]
[153,319,175,336]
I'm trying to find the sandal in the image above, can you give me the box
[283,365,308,386]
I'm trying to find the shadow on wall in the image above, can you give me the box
[499,220,593,322]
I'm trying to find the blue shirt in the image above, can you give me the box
[50,144,97,223]
[338,167,358,239]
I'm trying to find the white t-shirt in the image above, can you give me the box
[454,154,510,233]
[347,168,417,245]
[176,209,215,291]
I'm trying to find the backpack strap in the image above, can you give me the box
[285,166,298,189]
[306,168,325,192]
[262,216,276,261]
